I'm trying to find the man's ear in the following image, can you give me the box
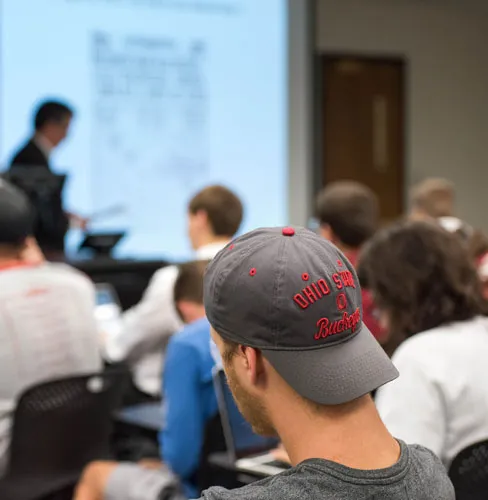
[241,346,266,386]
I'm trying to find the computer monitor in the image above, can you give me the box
[3,166,68,252]
[213,368,278,460]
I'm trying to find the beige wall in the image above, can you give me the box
[316,0,488,229]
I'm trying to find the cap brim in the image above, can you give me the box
[262,324,398,405]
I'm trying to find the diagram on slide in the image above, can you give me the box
[90,31,209,229]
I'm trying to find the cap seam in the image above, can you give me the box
[211,235,279,310]
[270,237,287,348]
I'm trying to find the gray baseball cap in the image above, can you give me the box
[204,226,398,405]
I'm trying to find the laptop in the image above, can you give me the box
[213,368,292,477]
[116,401,164,432]
[95,283,123,357]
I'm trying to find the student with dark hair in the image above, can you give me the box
[106,185,243,400]
[81,260,218,499]
[316,181,379,249]
[172,260,207,321]
[75,227,453,500]
[0,180,101,474]
[315,181,384,341]
[187,185,243,241]
[10,100,74,169]
[360,220,488,465]
[160,260,219,497]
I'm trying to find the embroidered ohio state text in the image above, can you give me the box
[293,270,356,310]
[314,308,361,340]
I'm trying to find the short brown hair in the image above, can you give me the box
[410,178,454,218]
[174,260,209,306]
[360,220,487,348]
[188,185,243,237]
[315,181,379,248]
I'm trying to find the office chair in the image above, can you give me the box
[449,439,488,500]
[0,368,130,500]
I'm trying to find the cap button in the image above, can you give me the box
[282,227,295,237]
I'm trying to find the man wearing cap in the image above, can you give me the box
[75,227,454,500]
[0,180,101,474]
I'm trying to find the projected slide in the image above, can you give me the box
[0,0,287,258]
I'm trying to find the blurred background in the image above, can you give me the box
[1,0,486,260]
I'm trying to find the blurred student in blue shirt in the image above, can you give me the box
[73,259,223,500]
[159,260,218,498]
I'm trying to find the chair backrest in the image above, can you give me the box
[213,368,278,460]
[449,439,488,500]
[195,411,227,493]
[7,368,129,480]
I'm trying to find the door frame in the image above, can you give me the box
[313,52,409,214]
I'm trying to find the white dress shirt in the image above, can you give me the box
[33,133,53,160]
[105,241,228,396]
[0,262,102,473]
[376,316,488,466]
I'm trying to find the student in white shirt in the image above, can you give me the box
[0,180,101,473]
[105,185,243,398]
[360,219,488,466]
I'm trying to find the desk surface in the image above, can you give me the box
[116,402,164,431]
[208,452,237,471]
[208,453,268,486]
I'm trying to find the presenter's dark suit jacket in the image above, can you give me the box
[9,139,50,169]
[8,139,68,254]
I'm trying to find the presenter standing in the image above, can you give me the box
[8,99,88,257]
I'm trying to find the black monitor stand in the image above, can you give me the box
[79,232,126,258]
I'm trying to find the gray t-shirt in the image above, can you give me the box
[105,442,454,500]
[203,442,453,500]
[0,262,102,474]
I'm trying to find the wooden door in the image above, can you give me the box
[320,56,405,221]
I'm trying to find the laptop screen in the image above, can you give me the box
[95,284,123,359]
[214,369,278,459]
[96,287,116,306]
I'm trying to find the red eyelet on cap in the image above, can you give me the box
[249,268,257,276]
[282,227,295,236]
[228,244,235,250]
[302,273,309,281]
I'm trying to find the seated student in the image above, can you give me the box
[409,177,455,220]
[75,227,453,500]
[0,180,101,474]
[105,186,243,401]
[160,260,219,498]
[360,220,488,466]
[84,260,218,499]
[315,181,385,341]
